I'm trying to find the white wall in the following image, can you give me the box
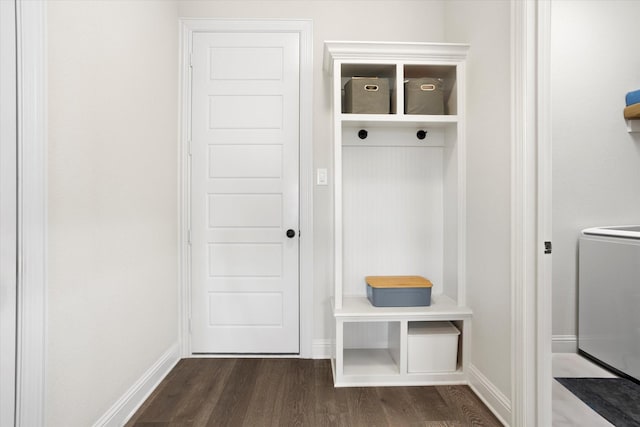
[552,0,640,344]
[47,1,179,425]
[178,0,448,346]
[445,0,512,412]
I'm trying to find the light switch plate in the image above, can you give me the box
[316,168,328,185]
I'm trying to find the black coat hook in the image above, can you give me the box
[358,129,368,139]
[416,130,427,140]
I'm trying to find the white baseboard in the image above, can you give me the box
[467,363,511,426]
[552,335,577,353]
[311,339,332,359]
[93,342,180,427]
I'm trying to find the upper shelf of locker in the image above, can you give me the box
[324,42,469,123]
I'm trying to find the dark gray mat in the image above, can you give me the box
[556,377,640,427]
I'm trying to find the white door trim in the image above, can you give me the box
[14,0,47,425]
[510,1,537,423]
[178,19,314,358]
[536,1,553,426]
[511,0,552,425]
[1,0,18,424]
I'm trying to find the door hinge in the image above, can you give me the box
[187,140,192,156]
[189,52,193,68]
[544,241,552,254]
[188,317,192,333]
[187,229,191,245]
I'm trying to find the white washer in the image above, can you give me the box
[579,226,640,381]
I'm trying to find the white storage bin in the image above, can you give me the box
[408,321,460,373]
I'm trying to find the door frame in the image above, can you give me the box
[536,2,553,426]
[1,0,18,424]
[178,19,314,358]
[511,0,552,425]
[9,0,48,425]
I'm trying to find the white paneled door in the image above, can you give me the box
[191,32,300,353]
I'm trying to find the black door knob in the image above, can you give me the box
[286,229,296,238]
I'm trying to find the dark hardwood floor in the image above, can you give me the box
[126,358,503,427]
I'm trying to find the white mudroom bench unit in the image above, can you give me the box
[324,41,472,387]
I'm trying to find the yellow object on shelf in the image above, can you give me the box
[623,103,640,120]
[365,275,433,289]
